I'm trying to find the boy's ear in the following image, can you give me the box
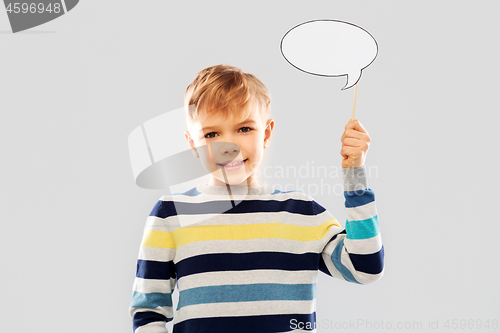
[263,119,275,147]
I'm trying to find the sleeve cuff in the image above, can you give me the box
[342,166,368,191]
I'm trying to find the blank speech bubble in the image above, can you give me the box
[280,19,378,90]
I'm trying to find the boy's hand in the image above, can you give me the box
[340,119,371,168]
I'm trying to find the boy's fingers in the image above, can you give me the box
[342,137,363,147]
[341,129,371,142]
[345,119,369,134]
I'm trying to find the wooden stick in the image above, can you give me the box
[352,83,358,120]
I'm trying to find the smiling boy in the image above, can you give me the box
[129,64,384,333]
[183,65,274,189]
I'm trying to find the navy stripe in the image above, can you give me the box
[149,199,164,216]
[311,200,327,215]
[344,188,375,208]
[318,255,331,277]
[349,245,385,274]
[152,198,316,218]
[136,259,176,280]
[174,312,316,333]
[176,252,320,279]
[132,311,171,332]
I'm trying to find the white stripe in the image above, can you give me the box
[173,299,315,325]
[344,233,382,255]
[133,277,175,294]
[354,269,384,284]
[177,269,317,289]
[345,200,377,222]
[135,320,170,333]
[175,237,328,262]
[145,215,170,231]
[138,246,175,262]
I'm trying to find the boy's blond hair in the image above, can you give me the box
[185,64,271,129]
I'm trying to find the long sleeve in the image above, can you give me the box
[129,198,177,333]
[318,165,384,284]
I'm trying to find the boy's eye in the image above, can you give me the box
[204,127,252,139]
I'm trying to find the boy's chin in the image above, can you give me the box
[213,173,253,187]
[218,177,250,187]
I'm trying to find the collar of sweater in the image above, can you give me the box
[196,183,274,196]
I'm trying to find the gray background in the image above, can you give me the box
[1,1,499,332]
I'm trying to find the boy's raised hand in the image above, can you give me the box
[340,119,371,168]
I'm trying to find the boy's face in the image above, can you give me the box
[184,105,274,187]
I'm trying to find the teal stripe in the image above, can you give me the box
[331,239,360,284]
[130,291,172,308]
[345,215,379,240]
[177,283,316,309]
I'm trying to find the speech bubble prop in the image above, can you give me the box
[128,106,255,226]
[128,105,251,196]
[4,0,79,33]
[280,19,378,90]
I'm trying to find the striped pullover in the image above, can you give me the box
[129,166,384,333]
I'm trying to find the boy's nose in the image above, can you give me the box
[211,141,241,158]
[220,141,240,154]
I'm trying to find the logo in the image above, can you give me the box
[3,0,79,33]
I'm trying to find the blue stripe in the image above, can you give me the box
[151,198,316,218]
[132,311,171,332]
[178,283,316,309]
[331,239,360,284]
[173,312,316,333]
[176,252,320,279]
[172,187,203,196]
[349,245,385,274]
[345,215,379,240]
[130,291,173,308]
[344,188,375,208]
[136,259,176,280]
[318,231,345,277]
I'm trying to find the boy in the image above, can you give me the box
[129,64,384,333]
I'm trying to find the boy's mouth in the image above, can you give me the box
[218,159,248,167]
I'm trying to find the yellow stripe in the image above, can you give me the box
[319,218,342,239]
[173,218,341,247]
[141,229,176,249]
